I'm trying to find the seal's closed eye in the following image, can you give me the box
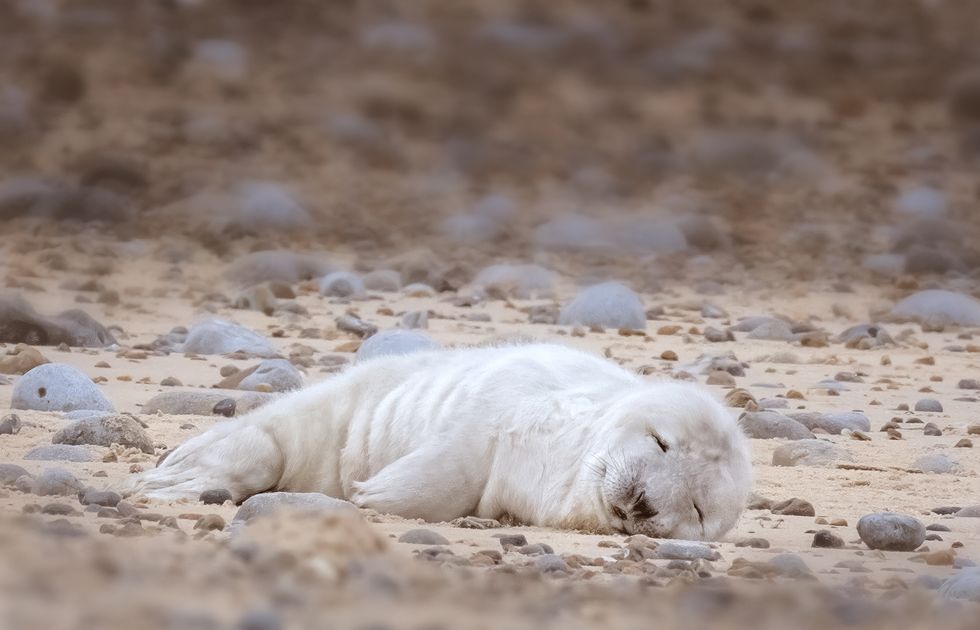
[648,430,669,453]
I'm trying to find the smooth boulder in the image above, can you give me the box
[238,359,302,392]
[558,282,646,330]
[233,492,357,523]
[772,440,852,467]
[856,513,926,551]
[739,411,813,440]
[11,363,114,413]
[890,290,980,326]
[180,319,278,357]
[52,414,154,454]
[355,330,440,363]
[0,292,116,347]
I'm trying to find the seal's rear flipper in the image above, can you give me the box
[121,420,284,503]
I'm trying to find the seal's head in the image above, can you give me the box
[595,381,751,541]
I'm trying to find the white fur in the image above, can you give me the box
[128,344,751,540]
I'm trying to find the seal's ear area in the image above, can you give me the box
[646,428,670,453]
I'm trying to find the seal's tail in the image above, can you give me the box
[121,418,284,502]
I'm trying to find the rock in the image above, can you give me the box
[812,530,845,548]
[200,489,233,505]
[471,264,556,299]
[837,324,894,348]
[0,292,116,347]
[0,344,49,374]
[225,250,333,287]
[237,609,283,630]
[11,363,114,413]
[31,468,84,496]
[857,513,926,551]
[195,514,226,531]
[772,440,852,467]
[355,330,440,363]
[789,411,871,435]
[0,463,29,485]
[233,492,357,523]
[705,371,736,387]
[362,270,402,292]
[52,414,154,454]
[914,398,943,412]
[724,388,756,408]
[771,498,816,517]
[701,303,728,319]
[913,453,959,474]
[213,398,237,417]
[890,290,980,327]
[704,327,734,342]
[895,186,946,218]
[768,553,812,578]
[923,422,942,436]
[238,359,302,393]
[654,541,721,561]
[160,377,182,387]
[24,444,93,462]
[0,413,21,435]
[957,506,980,517]
[80,490,121,507]
[143,391,233,415]
[939,567,980,602]
[534,554,568,573]
[558,282,646,330]
[319,271,365,298]
[746,320,795,341]
[738,411,813,440]
[398,529,450,545]
[958,379,980,390]
[440,213,501,244]
[207,181,310,235]
[335,315,378,338]
[181,319,278,357]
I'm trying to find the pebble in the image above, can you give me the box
[335,315,378,338]
[472,263,556,299]
[180,319,278,357]
[890,290,980,327]
[233,492,357,523]
[362,269,402,292]
[194,514,226,531]
[80,490,121,507]
[914,398,943,412]
[706,371,736,387]
[534,554,568,573]
[237,609,283,630]
[496,534,528,548]
[956,438,974,448]
[11,363,114,413]
[0,413,22,435]
[31,468,85,496]
[159,376,182,387]
[319,271,365,298]
[24,444,94,462]
[558,282,646,331]
[515,543,554,555]
[768,553,813,578]
[225,250,333,287]
[52,414,154,454]
[922,422,942,436]
[772,439,852,467]
[856,513,926,551]
[958,379,980,390]
[956,505,980,517]
[913,453,959,474]
[213,398,237,417]
[746,320,795,342]
[143,391,237,415]
[42,502,79,516]
[398,529,450,545]
[355,330,440,363]
[938,567,980,602]
[771,498,816,517]
[789,411,871,435]
[0,463,29,485]
[654,541,721,561]
[735,537,770,548]
[812,530,845,548]
[704,327,734,342]
[200,489,233,505]
[0,294,116,347]
[238,359,302,392]
[0,344,49,375]
[738,411,813,440]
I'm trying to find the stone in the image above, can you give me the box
[355,330,440,363]
[913,453,959,474]
[11,363,114,413]
[772,440,852,467]
[958,379,980,389]
[496,534,528,548]
[890,290,980,327]
[0,413,21,435]
[0,344,49,374]
[0,292,116,347]
[52,414,154,454]
[398,529,450,545]
[914,398,943,412]
[654,541,721,561]
[704,327,734,342]
[362,270,402,292]
[213,398,237,417]
[440,213,501,244]
[143,391,234,415]
[923,422,942,436]
[233,492,357,523]
[195,514,226,531]
[837,324,894,348]
[771,498,816,517]
[534,554,568,573]
[238,359,302,392]
[812,530,845,548]
[80,490,121,507]
[746,320,795,341]
[789,411,870,435]
[856,513,926,551]
[471,264,556,299]
[225,250,333,287]
[335,315,378,338]
[939,567,980,602]
[31,468,85,496]
[319,271,365,298]
[181,319,278,357]
[403,283,436,298]
[558,282,646,330]
[24,444,94,462]
[705,371,736,387]
[0,463,29,485]
[200,489,233,505]
[768,553,812,578]
[738,411,813,440]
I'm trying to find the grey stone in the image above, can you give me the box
[181,319,277,357]
[0,463,29,485]
[654,541,721,561]
[534,554,568,573]
[0,292,116,347]
[143,391,231,415]
[355,330,440,363]
[913,453,959,474]
[739,411,813,440]
[789,411,871,435]
[837,324,894,347]
[233,492,357,523]
[914,398,943,412]
[398,529,450,545]
[772,440,852,467]
[238,359,302,393]
[746,320,795,341]
[856,513,926,551]
[362,269,401,292]
[200,489,233,505]
[939,567,980,602]
[11,363,114,413]
[80,490,121,507]
[890,290,980,326]
[225,250,333,287]
[958,379,980,390]
[335,315,378,338]
[25,444,94,462]
[319,271,365,298]
[472,263,555,300]
[558,282,646,330]
[52,414,154,454]
[768,553,812,578]
[956,505,980,517]
[0,413,21,434]
[32,468,85,496]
